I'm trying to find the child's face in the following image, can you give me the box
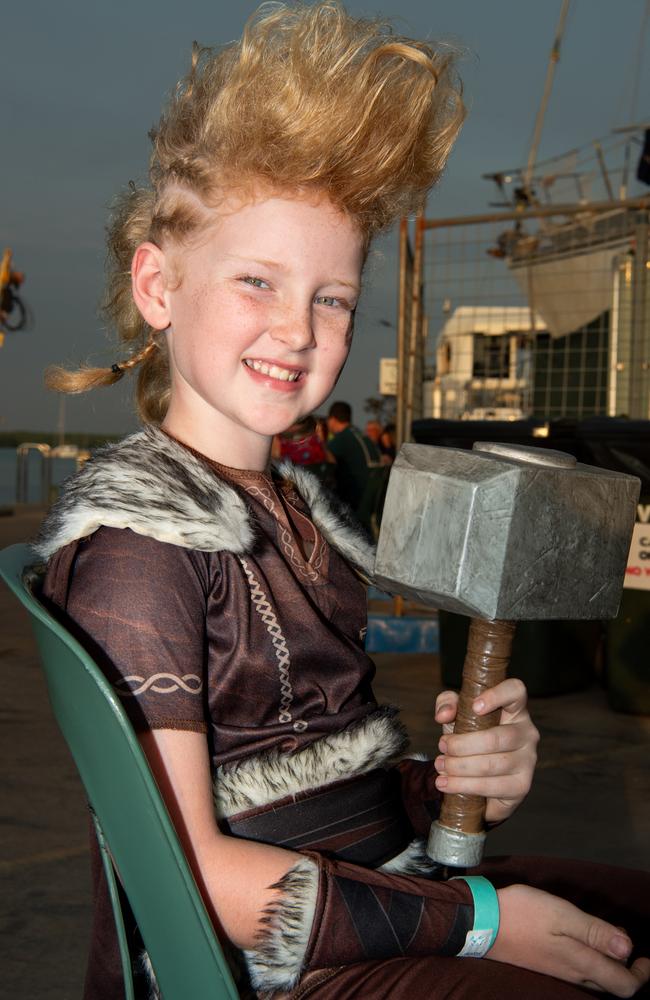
[158,190,364,464]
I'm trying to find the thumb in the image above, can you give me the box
[572,911,633,961]
[434,691,458,722]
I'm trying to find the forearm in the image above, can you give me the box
[191,830,303,949]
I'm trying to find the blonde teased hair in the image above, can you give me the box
[46,1,465,424]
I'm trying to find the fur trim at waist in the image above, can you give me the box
[212,707,408,819]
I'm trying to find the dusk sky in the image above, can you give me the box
[3,0,649,435]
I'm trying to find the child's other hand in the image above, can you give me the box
[433,679,539,824]
[489,884,650,996]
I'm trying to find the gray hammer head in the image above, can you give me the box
[374,442,640,621]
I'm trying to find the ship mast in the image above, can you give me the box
[523,0,571,200]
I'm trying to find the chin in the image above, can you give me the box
[252,404,313,437]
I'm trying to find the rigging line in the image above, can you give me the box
[488,131,627,180]
[499,135,629,187]
[630,0,650,124]
[523,0,572,196]
[621,0,650,197]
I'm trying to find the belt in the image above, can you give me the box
[221,767,413,868]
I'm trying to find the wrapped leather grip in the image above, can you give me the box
[438,618,515,836]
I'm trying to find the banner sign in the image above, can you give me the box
[624,505,650,591]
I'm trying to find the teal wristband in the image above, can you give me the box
[451,875,500,957]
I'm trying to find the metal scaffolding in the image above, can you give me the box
[395,197,650,442]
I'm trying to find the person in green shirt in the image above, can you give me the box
[327,401,387,533]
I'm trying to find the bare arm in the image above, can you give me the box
[140,728,301,949]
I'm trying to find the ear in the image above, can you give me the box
[131,242,171,330]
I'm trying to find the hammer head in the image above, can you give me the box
[374,442,640,620]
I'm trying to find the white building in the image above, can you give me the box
[426,306,546,420]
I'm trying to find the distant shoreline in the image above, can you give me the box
[0,431,120,449]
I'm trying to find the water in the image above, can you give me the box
[0,447,79,506]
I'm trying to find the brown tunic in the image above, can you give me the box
[44,463,378,769]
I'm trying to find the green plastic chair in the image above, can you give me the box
[0,543,240,1000]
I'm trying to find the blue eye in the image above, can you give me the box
[315,295,340,308]
[242,276,269,289]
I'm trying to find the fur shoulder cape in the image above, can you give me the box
[35,425,376,576]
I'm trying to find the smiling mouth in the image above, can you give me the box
[243,359,303,382]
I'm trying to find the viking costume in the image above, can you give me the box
[37,428,650,1000]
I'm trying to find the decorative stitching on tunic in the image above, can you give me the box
[245,484,324,585]
[114,672,203,697]
[278,524,322,583]
[239,557,295,725]
[245,484,276,513]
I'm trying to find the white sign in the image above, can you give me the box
[380,357,397,396]
[624,521,650,591]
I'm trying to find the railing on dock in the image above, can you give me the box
[15,443,89,504]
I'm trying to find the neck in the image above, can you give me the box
[161,411,272,472]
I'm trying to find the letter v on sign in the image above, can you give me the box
[638,504,650,524]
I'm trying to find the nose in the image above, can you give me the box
[269,302,316,352]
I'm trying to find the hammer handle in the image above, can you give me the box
[438,617,516,836]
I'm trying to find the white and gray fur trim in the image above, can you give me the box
[35,426,254,559]
[213,707,409,818]
[243,856,320,993]
[379,837,439,877]
[35,425,375,577]
[137,950,160,1000]
[276,460,375,578]
[378,751,440,879]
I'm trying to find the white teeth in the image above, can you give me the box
[244,359,301,382]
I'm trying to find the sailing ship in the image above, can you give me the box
[427,0,650,423]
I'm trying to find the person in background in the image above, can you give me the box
[365,419,382,445]
[366,418,393,468]
[327,400,386,532]
[276,414,333,486]
[380,421,397,463]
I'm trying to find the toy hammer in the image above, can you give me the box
[374,441,640,869]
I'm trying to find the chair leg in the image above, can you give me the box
[91,809,137,1000]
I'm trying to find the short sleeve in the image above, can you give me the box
[46,527,214,733]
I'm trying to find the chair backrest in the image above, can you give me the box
[0,543,240,1000]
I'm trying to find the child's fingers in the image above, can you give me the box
[562,907,632,961]
[471,677,528,718]
[435,749,515,778]
[567,941,646,997]
[440,719,534,759]
[435,721,537,803]
[557,912,649,997]
[434,772,530,800]
[629,958,650,992]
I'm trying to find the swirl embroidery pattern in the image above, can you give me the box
[239,557,307,731]
[115,673,203,697]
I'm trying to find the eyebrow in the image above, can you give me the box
[223,254,360,291]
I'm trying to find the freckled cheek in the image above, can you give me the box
[319,338,351,379]
[177,295,263,365]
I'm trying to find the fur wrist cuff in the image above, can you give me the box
[243,857,320,992]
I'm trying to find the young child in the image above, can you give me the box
[37,4,649,998]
